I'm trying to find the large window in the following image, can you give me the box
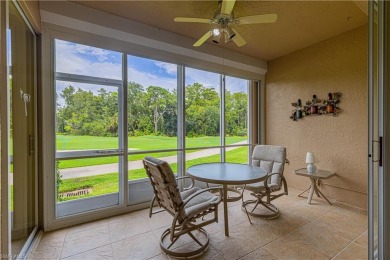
[53,38,257,218]
[225,76,250,164]
[55,39,122,80]
[185,68,221,148]
[127,55,178,181]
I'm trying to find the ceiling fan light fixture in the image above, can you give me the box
[212,33,221,43]
[224,36,232,44]
[212,28,221,36]
[225,27,236,39]
[174,0,277,47]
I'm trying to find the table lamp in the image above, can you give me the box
[306,152,317,173]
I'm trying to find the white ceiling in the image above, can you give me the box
[71,1,368,61]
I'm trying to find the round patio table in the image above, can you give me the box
[187,162,267,236]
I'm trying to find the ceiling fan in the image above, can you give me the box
[174,0,277,47]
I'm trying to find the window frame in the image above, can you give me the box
[42,31,262,231]
[54,42,126,217]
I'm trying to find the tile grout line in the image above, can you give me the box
[58,230,66,260]
[287,204,364,259]
[330,229,368,260]
[237,200,341,259]
[60,224,112,259]
[210,244,228,260]
[38,190,367,260]
[266,201,367,259]
[239,197,366,259]
[107,217,115,259]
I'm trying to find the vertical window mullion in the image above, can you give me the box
[121,53,128,205]
[220,74,226,162]
[248,80,253,165]
[177,65,185,180]
[257,79,265,147]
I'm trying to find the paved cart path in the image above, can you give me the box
[60,141,248,179]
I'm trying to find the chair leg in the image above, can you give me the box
[166,235,180,249]
[242,203,252,224]
[262,201,278,213]
[242,198,280,219]
[160,227,210,258]
[149,196,166,218]
[240,186,252,224]
[188,231,203,246]
[251,199,260,213]
[149,195,156,218]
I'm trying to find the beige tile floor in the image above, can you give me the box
[29,187,368,260]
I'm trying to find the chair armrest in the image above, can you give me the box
[181,187,223,209]
[263,173,288,193]
[176,176,194,190]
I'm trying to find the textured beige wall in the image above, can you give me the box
[265,25,368,209]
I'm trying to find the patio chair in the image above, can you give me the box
[143,156,222,258]
[241,145,288,219]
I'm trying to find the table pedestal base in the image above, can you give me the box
[224,186,243,202]
[187,163,268,237]
[221,185,228,236]
[298,178,333,205]
[221,185,248,236]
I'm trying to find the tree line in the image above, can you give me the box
[56,82,248,137]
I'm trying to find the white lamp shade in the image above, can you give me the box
[306,152,315,164]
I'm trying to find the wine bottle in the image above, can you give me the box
[296,99,302,118]
[327,93,334,113]
[310,95,318,114]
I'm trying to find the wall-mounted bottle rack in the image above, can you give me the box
[290,92,342,121]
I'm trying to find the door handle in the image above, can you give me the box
[29,135,34,156]
[372,136,382,167]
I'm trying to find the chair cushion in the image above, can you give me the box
[252,145,285,163]
[180,187,199,201]
[245,182,279,192]
[252,145,286,188]
[181,187,219,219]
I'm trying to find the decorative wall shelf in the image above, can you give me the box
[290,92,342,121]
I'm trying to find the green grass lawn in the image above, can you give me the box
[57,134,246,151]
[57,135,247,169]
[58,146,248,202]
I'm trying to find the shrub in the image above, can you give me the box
[56,161,63,202]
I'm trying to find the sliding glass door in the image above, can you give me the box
[54,39,124,217]
[368,0,386,258]
[8,2,37,256]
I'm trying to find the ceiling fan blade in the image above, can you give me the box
[193,30,212,47]
[235,14,277,25]
[221,0,236,15]
[174,17,213,24]
[231,28,246,47]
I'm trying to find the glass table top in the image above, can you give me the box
[187,162,267,185]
